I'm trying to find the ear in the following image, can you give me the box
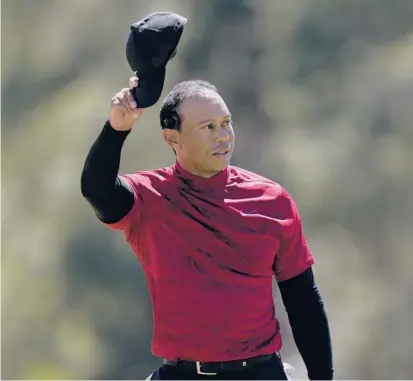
[162,129,180,150]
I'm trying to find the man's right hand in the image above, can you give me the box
[109,76,144,131]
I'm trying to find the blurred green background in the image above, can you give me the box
[2,0,413,379]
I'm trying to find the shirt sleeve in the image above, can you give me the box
[278,268,334,380]
[102,173,144,235]
[81,120,135,224]
[273,189,315,282]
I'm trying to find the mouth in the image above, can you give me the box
[213,150,230,157]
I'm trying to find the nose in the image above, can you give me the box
[216,126,231,143]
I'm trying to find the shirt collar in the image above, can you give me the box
[172,161,230,194]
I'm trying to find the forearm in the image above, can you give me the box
[278,268,333,380]
[81,120,134,223]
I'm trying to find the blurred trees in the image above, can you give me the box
[2,0,413,379]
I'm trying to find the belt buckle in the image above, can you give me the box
[196,361,218,376]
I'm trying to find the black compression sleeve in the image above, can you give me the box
[278,268,334,380]
[81,120,135,223]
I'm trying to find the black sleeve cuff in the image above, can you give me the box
[102,120,132,140]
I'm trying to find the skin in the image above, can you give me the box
[162,91,235,178]
[109,77,235,178]
[109,76,143,131]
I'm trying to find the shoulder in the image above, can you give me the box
[229,165,286,194]
[120,166,175,191]
[229,165,297,213]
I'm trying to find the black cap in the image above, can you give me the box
[126,12,187,108]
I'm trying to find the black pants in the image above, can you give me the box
[148,354,288,380]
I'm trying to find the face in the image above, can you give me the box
[163,90,235,178]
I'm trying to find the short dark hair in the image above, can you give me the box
[160,79,218,131]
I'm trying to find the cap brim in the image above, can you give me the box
[131,67,166,108]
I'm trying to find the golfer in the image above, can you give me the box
[81,76,334,380]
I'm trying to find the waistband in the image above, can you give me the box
[163,353,279,375]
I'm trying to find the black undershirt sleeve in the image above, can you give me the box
[278,267,334,380]
[81,120,135,224]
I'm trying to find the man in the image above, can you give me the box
[81,77,334,380]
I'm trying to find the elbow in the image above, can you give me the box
[80,169,95,199]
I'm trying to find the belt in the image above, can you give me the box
[164,353,277,376]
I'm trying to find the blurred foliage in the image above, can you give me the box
[2,0,413,379]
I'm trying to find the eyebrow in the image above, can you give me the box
[197,114,232,126]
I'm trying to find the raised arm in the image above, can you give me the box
[81,77,143,224]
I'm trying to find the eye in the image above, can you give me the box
[223,119,234,129]
[205,123,214,130]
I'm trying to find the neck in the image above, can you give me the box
[173,161,230,194]
[177,160,225,179]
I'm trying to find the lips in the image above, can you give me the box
[213,147,230,156]
[213,150,229,156]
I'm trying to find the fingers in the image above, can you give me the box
[128,77,139,109]
[129,76,139,89]
[125,88,137,109]
[112,87,134,114]
[110,78,142,120]
[111,94,121,105]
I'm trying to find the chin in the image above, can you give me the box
[213,160,230,172]
[209,152,232,170]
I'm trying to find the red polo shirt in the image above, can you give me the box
[104,162,314,362]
